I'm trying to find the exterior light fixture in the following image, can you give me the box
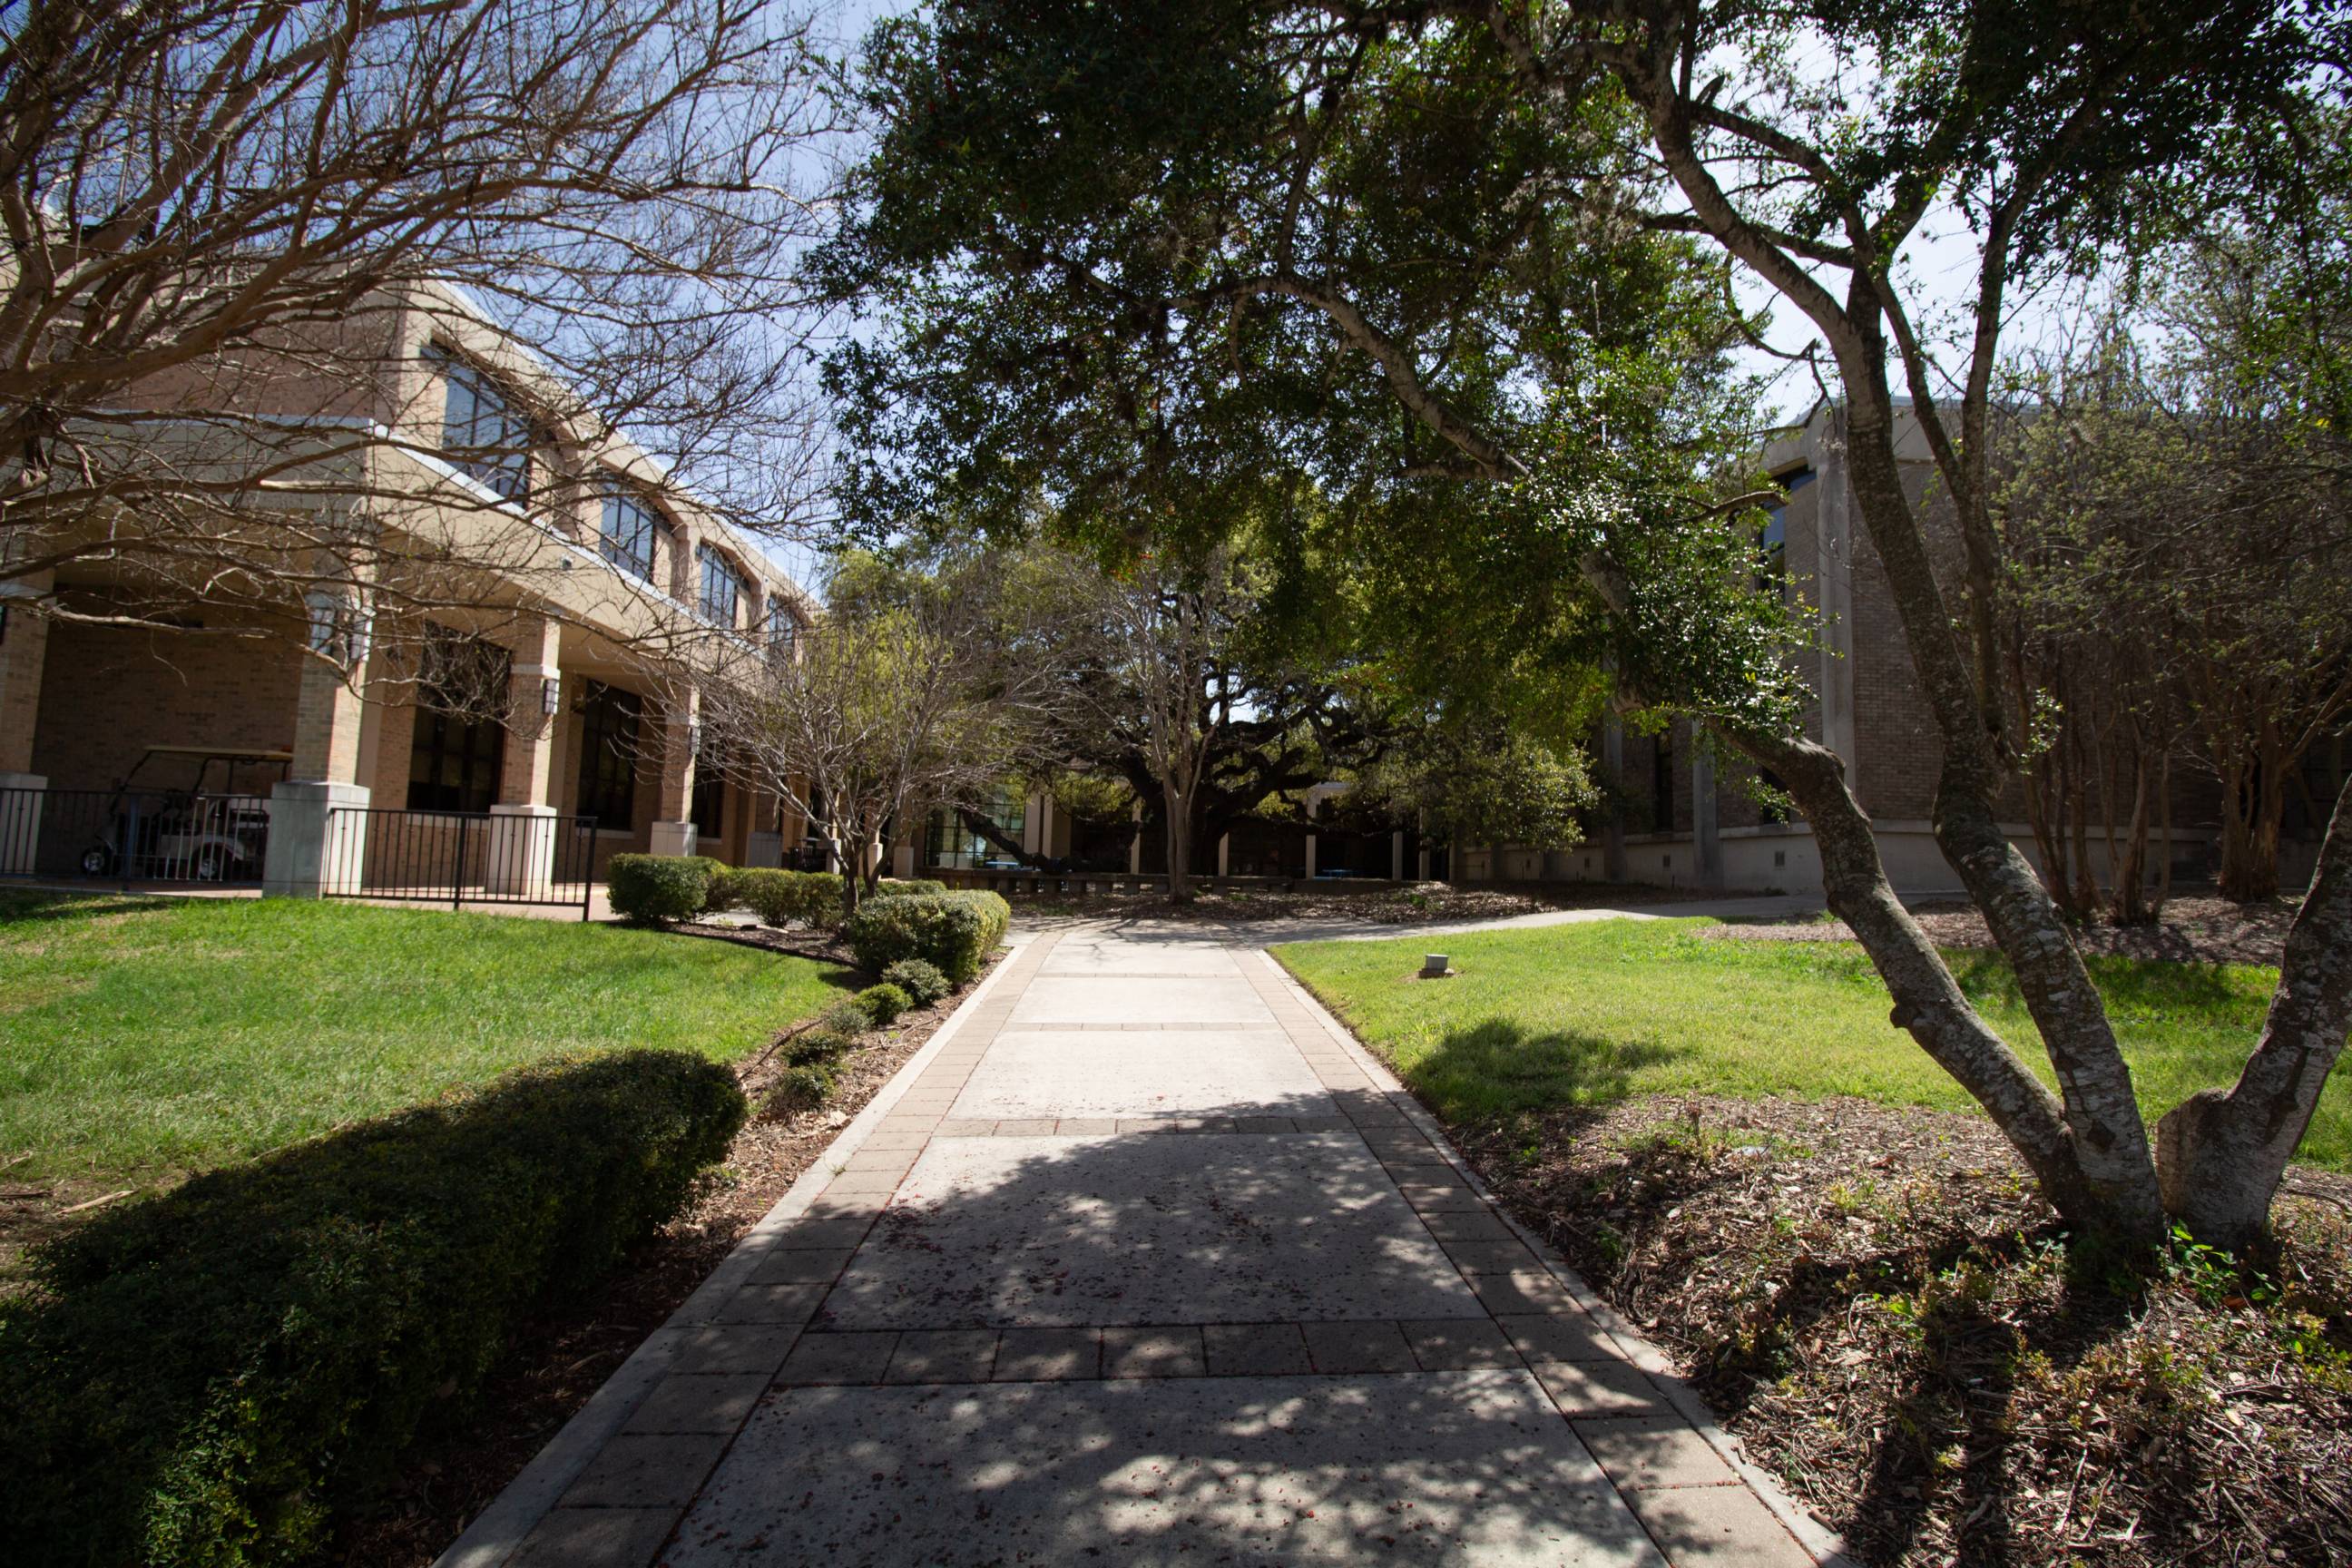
[541,676,561,718]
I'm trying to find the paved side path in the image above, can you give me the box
[449,925,1842,1567]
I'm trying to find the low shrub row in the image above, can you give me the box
[0,1051,747,1568]
[842,890,1011,984]
[718,867,847,932]
[607,857,856,931]
[756,970,951,1119]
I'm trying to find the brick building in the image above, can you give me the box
[0,281,815,897]
[1461,402,2230,897]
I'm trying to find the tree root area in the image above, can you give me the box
[1448,1093,2352,1567]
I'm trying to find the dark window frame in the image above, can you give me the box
[691,741,726,841]
[431,348,533,503]
[601,492,665,582]
[1758,466,1814,597]
[573,680,642,831]
[699,544,749,627]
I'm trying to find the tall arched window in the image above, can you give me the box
[601,492,665,582]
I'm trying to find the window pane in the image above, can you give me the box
[602,495,659,580]
[439,354,529,502]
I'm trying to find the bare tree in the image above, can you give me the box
[687,554,1042,916]
[0,0,847,676]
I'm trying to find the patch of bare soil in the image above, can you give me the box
[1023,877,1751,926]
[330,946,1003,1568]
[1445,1094,2352,1567]
[1712,894,2301,968]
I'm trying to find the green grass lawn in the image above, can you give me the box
[0,891,856,1187]
[1275,917,2349,1172]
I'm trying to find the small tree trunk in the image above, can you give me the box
[2160,769,2352,1248]
[2110,748,2152,926]
[1164,781,1194,900]
[2218,755,2282,903]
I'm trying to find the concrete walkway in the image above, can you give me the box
[444,924,1843,1568]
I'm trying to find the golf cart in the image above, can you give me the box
[79,747,292,882]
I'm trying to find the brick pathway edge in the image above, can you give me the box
[1259,945,1864,1568]
[430,933,1051,1568]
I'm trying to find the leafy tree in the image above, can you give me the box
[828,0,2352,1250]
[1351,720,1596,861]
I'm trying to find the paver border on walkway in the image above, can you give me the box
[432,930,1065,1568]
[440,921,1860,1568]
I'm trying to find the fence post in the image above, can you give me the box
[122,799,138,893]
[451,816,468,912]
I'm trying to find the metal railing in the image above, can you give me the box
[322,806,597,918]
[0,785,271,887]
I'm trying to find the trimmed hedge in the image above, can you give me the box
[856,983,912,1025]
[870,877,947,899]
[607,853,711,925]
[881,958,951,1006]
[842,890,1010,984]
[726,868,848,931]
[0,1051,746,1568]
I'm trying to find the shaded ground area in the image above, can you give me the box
[1439,1094,2352,1567]
[1019,878,1756,926]
[1709,894,2302,968]
[335,953,996,1567]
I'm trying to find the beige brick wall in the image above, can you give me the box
[29,621,303,794]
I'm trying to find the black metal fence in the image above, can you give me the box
[0,785,272,887]
[322,806,597,918]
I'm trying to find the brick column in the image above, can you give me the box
[0,579,53,874]
[649,692,699,857]
[485,614,563,894]
[266,590,373,898]
[1391,829,1405,882]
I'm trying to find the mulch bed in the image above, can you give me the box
[1711,895,2303,968]
[1021,877,1755,926]
[1444,1094,2352,1568]
[330,941,1003,1568]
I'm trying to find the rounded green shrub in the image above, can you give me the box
[856,983,912,1024]
[881,958,951,1006]
[0,1051,745,1568]
[763,1063,836,1115]
[606,853,713,925]
[783,1027,858,1068]
[842,891,1010,984]
[818,999,873,1036]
